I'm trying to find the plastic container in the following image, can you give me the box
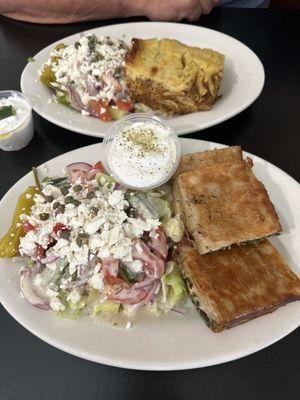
[0,90,34,151]
[103,113,181,190]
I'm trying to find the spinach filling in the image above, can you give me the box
[182,273,216,329]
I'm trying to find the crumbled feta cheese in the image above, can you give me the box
[89,272,104,290]
[25,193,32,199]
[67,289,81,304]
[126,260,143,273]
[50,297,65,312]
[84,217,103,234]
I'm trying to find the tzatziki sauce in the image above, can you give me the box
[104,114,180,189]
[0,91,33,151]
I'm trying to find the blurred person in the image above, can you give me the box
[0,0,268,24]
[0,0,218,23]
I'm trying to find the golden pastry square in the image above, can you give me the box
[172,146,243,215]
[125,38,224,114]
[178,240,300,332]
[177,160,282,254]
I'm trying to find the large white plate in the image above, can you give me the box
[0,139,299,371]
[20,22,264,138]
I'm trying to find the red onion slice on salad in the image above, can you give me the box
[20,271,50,311]
[148,228,168,260]
[68,85,86,111]
[66,162,92,173]
[132,239,165,280]
[85,79,98,96]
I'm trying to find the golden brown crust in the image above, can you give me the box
[125,38,224,115]
[178,240,300,332]
[172,147,243,216]
[177,161,282,254]
[175,146,243,177]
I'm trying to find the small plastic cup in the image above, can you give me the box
[0,90,34,151]
[103,113,181,190]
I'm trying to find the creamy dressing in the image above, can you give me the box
[0,96,31,134]
[107,120,179,189]
[0,93,33,151]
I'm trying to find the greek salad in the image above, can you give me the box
[39,34,134,122]
[0,161,186,321]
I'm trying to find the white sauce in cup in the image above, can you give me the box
[104,114,181,190]
[0,91,33,151]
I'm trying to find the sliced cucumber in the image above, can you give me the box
[109,107,129,121]
[96,172,115,186]
[56,91,71,106]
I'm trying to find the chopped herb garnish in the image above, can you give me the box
[0,105,16,121]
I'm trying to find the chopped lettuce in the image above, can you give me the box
[157,261,186,313]
[150,196,172,222]
[163,216,184,243]
[93,300,120,316]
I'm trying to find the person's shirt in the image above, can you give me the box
[219,0,269,7]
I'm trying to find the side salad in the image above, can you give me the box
[0,161,186,321]
[39,34,133,122]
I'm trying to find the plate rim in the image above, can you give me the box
[20,21,265,138]
[1,137,299,371]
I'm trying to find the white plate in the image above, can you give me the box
[0,138,299,371]
[20,22,265,138]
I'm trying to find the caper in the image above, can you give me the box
[127,206,138,218]
[39,213,49,220]
[73,185,82,192]
[45,195,54,203]
[76,237,83,247]
[53,202,60,209]
[60,230,70,240]
[90,206,99,214]
[65,196,74,204]
[60,186,69,195]
[86,191,95,199]
[65,197,80,206]
[55,204,65,214]
[77,233,89,239]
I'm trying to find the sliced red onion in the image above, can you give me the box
[86,168,101,181]
[20,272,50,311]
[172,307,187,315]
[85,79,98,96]
[66,162,92,172]
[68,85,86,111]
[133,277,154,290]
[114,182,122,190]
[41,254,59,264]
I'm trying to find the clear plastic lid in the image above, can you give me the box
[103,113,181,190]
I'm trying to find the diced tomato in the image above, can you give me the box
[52,223,69,235]
[93,161,104,171]
[99,109,112,122]
[35,244,45,259]
[116,99,133,111]
[88,99,112,122]
[23,220,35,233]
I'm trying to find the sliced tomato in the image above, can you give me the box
[93,161,104,171]
[88,99,112,122]
[52,223,69,236]
[99,109,112,122]
[116,99,133,111]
